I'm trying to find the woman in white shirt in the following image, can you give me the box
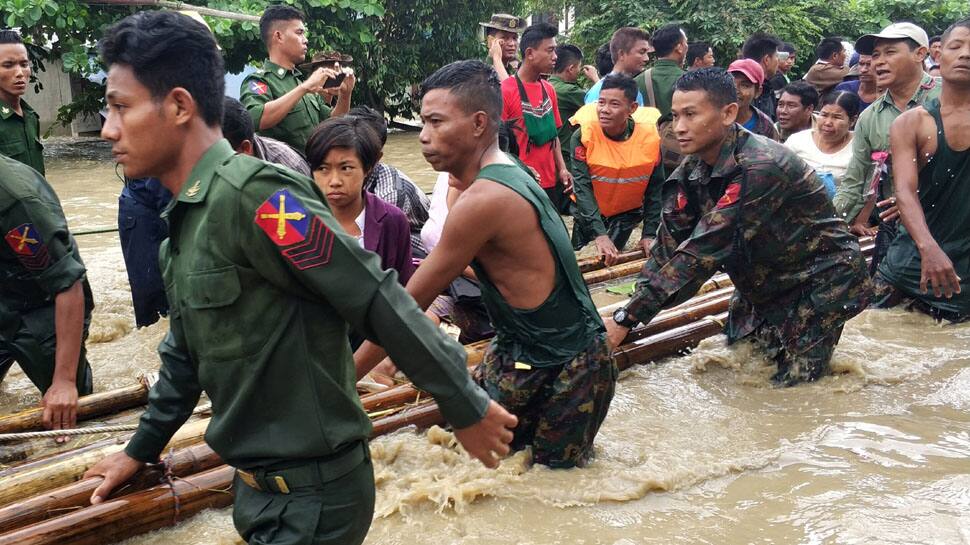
[784,91,861,198]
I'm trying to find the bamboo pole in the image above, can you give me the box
[0,418,209,508]
[0,442,221,533]
[0,465,235,545]
[0,384,147,434]
[576,249,644,273]
[82,0,260,22]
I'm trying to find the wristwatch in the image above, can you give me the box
[612,307,639,329]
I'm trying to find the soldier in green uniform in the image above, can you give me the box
[549,44,597,168]
[0,154,93,436]
[0,30,45,175]
[357,60,616,468]
[480,13,526,81]
[240,5,355,154]
[84,13,516,545]
[605,68,870,386]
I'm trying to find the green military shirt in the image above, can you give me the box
[833,73,941,222]
[549,75,586,159]
[0,154,90,315]
[125,140,488,468]
[240,60,333,154]
[569,120,665,238]
[0,99,44,175]
[634,59,685,120]
[621,126,868,352]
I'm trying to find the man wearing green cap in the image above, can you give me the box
[480,13,526,81]
[832,22,940,272]
[240,4,355,153]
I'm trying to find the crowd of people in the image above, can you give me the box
[0,6,967,545]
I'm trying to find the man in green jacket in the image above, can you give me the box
[636,24,687,120]
[84,13,515,545]
[549,44,598,168]
[240,4,354,153]
[0,30,44,175]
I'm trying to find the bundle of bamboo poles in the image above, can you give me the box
[0,239,874,544]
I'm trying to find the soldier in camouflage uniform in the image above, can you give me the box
[606,68,870,386]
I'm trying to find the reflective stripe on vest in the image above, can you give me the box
[571,103,661,217]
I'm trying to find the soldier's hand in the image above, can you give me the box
[559,168,574,194]
[919,243,962,298]
[371,358,398,387]
[605,318,631,351]
[488,37,504,61]
[302,67,337,93]
[84,451,145,504]
[453,400,516,468]
[581,65,600,83]
[338,70,356,96]
[849,220,877,238]
[877,197,900,222]
[639,237,654,257]
[594,235,619,267]
[42,379,78,443]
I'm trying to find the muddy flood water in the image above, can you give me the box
[2,136,969,545]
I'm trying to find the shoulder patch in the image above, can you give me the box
[675,190,688,211]
[254,189,334,270]
[574,144,587,162]
[5,223,50,270]
[248,80,269,96]
[716,183,741,208]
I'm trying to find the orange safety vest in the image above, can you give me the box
[570,103,662,218]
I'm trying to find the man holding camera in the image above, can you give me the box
[241,5,354,153]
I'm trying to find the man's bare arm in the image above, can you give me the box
[43,280,85,438]
[354,184,503,377]
[890,110,961,297]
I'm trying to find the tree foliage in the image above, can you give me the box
[532,0,968,76]
[1,0,522,126]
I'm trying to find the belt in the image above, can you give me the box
[236,441,368,494]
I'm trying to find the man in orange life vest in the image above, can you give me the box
[569,73,665,265]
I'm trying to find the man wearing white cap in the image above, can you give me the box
[832,22,940,272]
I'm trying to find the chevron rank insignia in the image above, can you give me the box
[5,223,51,271]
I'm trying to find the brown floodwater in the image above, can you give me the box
[2,136,968,545]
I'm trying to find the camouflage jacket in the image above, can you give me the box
[623,126,869,352]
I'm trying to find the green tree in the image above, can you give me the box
[1,0,522,127]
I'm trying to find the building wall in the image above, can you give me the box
[23,58,101,137]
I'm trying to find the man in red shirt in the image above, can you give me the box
[501,23,572,212]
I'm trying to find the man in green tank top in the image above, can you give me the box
[356,60,616,468]
[874,19,970,322]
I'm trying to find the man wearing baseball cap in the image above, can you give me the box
[480,13,526,81]
[728,58,780,141]
[833,22,940,273]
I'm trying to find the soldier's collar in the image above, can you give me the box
[175,139,235,205]
[0,98,23,120]
[263,60,300,79]
[708,128,742,180]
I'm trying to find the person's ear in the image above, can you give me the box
[629,102,639,114]
[238,139,254,156]
[722,102,739,126]
[168,87,196,127]
[915,46,928,61]
[472,111,489,137]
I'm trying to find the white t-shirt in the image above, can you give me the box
[420,172,451,253]
[784,129,854,185]
[354,207,366,247]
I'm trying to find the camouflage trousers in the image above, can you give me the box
[870,272,968,323]
[745,320,844,387]
[474,334,616,468]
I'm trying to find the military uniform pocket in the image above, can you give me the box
[0,139,27,162]
[184,266,241,309]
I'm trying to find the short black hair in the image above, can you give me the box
[929,35,942,46]
[673,67,738,107]
[686,42,710,66]
[519,23,557,57]
[259,4,304,45]
[420,60,502,130]
[819,90,861,120]
[815,37,844,61]
[305,116,382,174]
[779,42,796,54]
[348,105,387,147]
[742,32,781,63]
[554,44,583,73]
[942,18,970,43]
[0,29,24,45]
[651,24,685,58]
[610,27,650,62]
[600,73,638,103]
[595,42,614,76]
[100,11,225,127]
[221,97,254,149]
[781,80,819,109]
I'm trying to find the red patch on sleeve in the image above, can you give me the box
[249,80,269,96]
[5,223,50,271]
[255,189,334,270]
[574,145,587,162]
[716,183,741,208]
[675,190,688,211]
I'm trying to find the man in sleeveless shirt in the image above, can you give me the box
[874,19,970,322]
[356,60,616,468]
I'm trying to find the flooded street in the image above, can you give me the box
[2,136,969,545]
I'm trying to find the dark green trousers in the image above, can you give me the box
[233,456,375,545]
[0,304,93,395]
